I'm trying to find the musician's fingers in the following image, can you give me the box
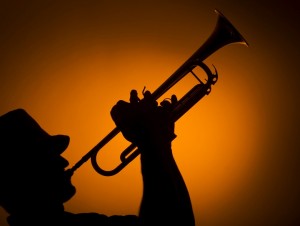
[141,90,158,108]
[160,94,177,111]
[143,90,152,100]
[171,95,178,105]
[110,100,129,125]
[130,89,140,104]
[160,99,172,110]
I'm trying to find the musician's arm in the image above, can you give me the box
[111,92,195,226]
[138,141,195,226]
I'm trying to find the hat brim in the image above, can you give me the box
[46,135,70,155]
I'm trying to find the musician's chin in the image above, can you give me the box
[61,184,76,203]
[60,173,76,203]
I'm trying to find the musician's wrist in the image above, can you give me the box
[136,132,174,148]
[137,138,172,156]
[139,142,174,177]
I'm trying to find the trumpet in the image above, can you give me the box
[68,9,249,176]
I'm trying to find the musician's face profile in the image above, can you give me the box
[29,148,76,204]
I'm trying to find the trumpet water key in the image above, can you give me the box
[68,9,249,176]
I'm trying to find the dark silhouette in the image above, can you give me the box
[0,90,195,226]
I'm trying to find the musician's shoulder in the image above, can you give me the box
[64,211,140,226]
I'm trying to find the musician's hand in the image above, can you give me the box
[110,89,177,147]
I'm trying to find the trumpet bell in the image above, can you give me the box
[213,9,249,47]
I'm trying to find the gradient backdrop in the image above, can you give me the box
[0,1,299,225]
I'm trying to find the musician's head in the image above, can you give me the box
[0,109,75,215]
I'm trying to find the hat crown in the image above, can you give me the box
[0,109,49,147]
[0,109,69,159]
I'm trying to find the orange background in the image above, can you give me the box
[0,1,299,225]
